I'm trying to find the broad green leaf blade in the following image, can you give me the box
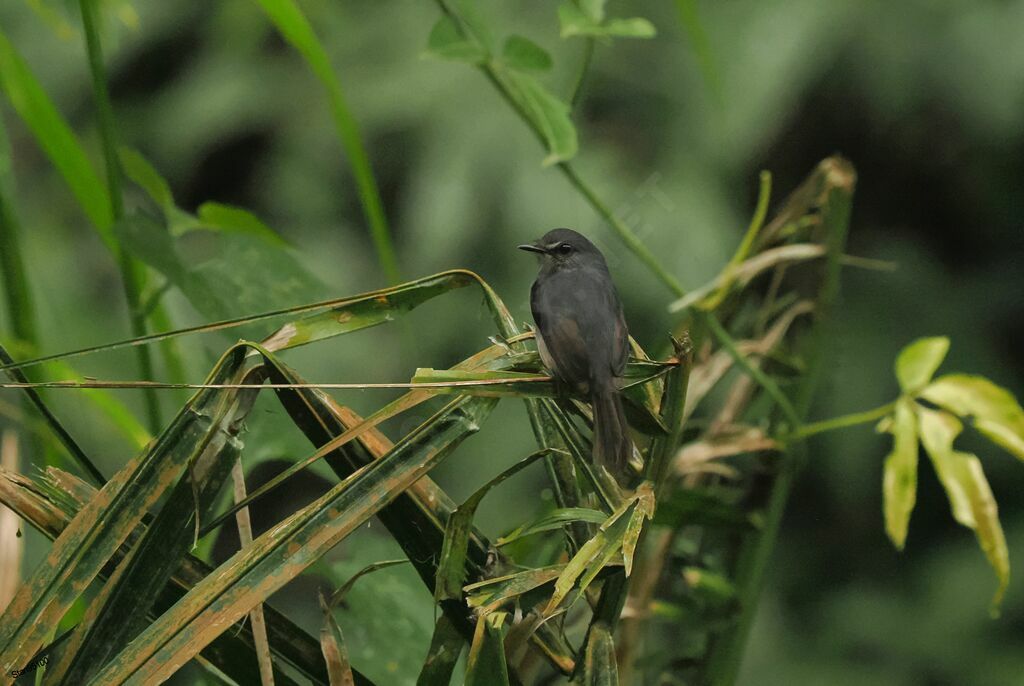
[92,395,497,684]
[197,202,287,246]
[579,622,618,686]
[0,345,249,675]
[464,613,510,686]
[921,374,1024,462]
[319,592,356,686]
[497,508,608,546]
[425,16,488,63]
[501,35,553,72]
[464,565,565,611]
[895,336,950,393]
[881,397,918,550]
[434,450,554,603]
[0,28,114,244]
[491,65,578,166]
[253,0,399,283]
[416,615,462,686]
[917,407,1010,610]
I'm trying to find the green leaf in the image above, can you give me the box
[558,2,599,38]
[464,613,510,686]
[881,397,918,550]
[196,202,287,246]
[601,18,656,38]
[621,482,655,576]
[491,66,578,166]
[544,497,638,615]
[921,374,1024,462]
[895,336,950,393]
[119,147,173,209]
[501,35,552,72]
[263,269,519,353]
[579,622,618,686]
[434,450,554,603]
[416,615,462,686]
[558,3,655,40]
[464,565,565,611]
[917,407,1010,611]
[0,28,114,244]
[497,508,608,546]
[425,16,488,64]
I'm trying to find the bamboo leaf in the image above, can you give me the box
[92,395,497,684]
[319,591,356,686]
[263,270,518,352]
[917,407,1009,610]
[544,498,636,615]
[464,613,510,686]
[416,615,462,686]
[497,508,608,546]
[464,565,564,611]
[0,459,340,685]
[579,622,618,686]
[895,336,950,393]
[434,449,555,603]
[921,374,1024,462]
[0,345,250,675]
[881,397,918,550]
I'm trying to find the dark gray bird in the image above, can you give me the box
[519,228,632,475]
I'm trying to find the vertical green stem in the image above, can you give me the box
[0,115,38,348]
[78,0,161,433]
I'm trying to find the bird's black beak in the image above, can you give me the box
[517,241,547,255]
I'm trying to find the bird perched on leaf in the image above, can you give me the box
[519,228,633,478]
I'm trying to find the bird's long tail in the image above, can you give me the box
[591,384,632,477]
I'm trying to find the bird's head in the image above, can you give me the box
[518,228,606,270]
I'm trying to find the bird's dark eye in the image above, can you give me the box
[556,243,573,255]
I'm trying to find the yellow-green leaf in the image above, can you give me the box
[921,373,1024,462]
[895,336,949,393]
[917,407,1009,610]
[881,397,918,549]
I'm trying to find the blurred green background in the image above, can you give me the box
[1,1,1023,684]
